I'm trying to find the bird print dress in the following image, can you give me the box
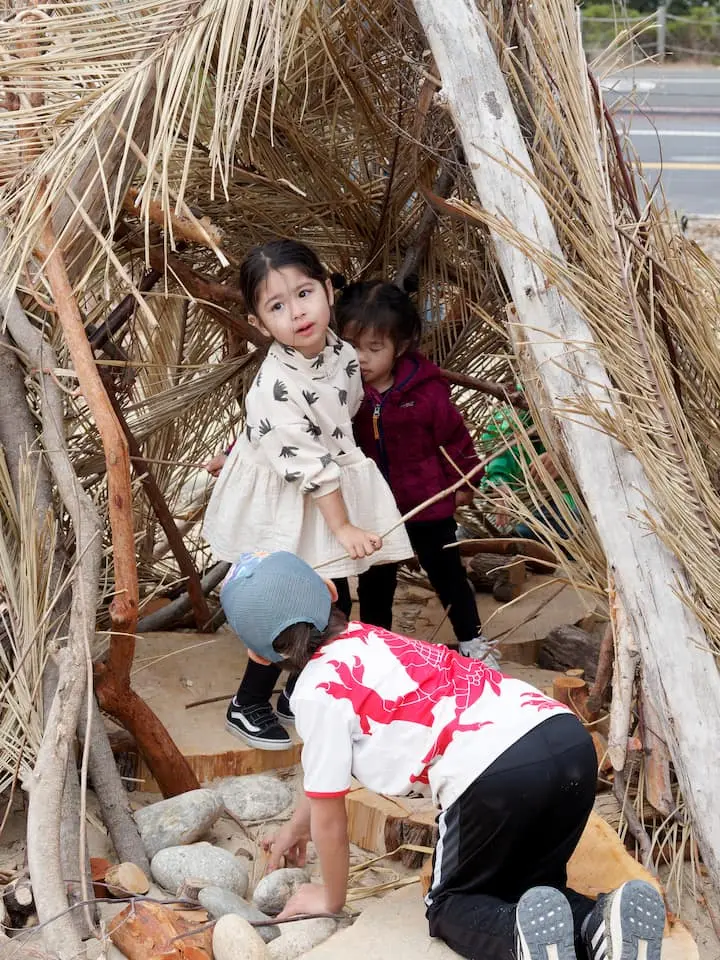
[203,332,413,577]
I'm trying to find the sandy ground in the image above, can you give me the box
[686,221,720,268]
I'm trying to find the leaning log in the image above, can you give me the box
[538,625,599,682]
[412,0,720,895]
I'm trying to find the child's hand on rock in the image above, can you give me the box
[276,883,334,920]
[336,523,382,559]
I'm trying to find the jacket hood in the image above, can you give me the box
[387,351,447,396]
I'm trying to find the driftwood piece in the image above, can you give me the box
[137,562,230,633]
[538,625,599,682]
[587,622,614,715]
[36,218,199,801]
[105,863,150,898]
[640,679,674,817]
[82,693,149,871]
[552,676,589,722]
[608,597,640,772]
[3,263,100,959]
[108,900,212,960]
[105,378,211,631]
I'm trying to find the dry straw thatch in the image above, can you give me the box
[1,0,720,902]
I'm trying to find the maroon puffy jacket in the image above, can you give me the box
[353,352,481,523]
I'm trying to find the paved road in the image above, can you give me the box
[601,66,720,216]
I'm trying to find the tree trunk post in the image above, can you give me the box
[412,0,720,894]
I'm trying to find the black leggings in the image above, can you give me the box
[234,517,481,706]
[426,714,598,960]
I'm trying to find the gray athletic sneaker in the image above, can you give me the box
[458,634,501,670]
[582,880,665,960]
[515,886,577,960]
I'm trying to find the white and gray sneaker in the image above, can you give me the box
[458,634,501,670]
[515,886,577,960]
[582,881,665,960]
[225,698,291,750]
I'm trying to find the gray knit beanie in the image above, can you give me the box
[220,551,331,663]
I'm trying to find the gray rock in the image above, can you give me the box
[213,914,269,960]
[215,775,293,822]
[150,842,249,897]
[266,918,337,960]
[134,788,224,859]
[252,868,309,916]
[198,886,280,943]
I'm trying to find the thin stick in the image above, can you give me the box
[185,692,236,710]
[314,439,519,571]
[614,769,656,872]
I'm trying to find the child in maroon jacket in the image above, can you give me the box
[337,280,490,657]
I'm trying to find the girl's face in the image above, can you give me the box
[250,266,333,358]
[345,327,397,392]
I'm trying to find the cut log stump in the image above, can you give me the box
[538,625,599,681]
[346,786,437,868]
[105,862,150,897]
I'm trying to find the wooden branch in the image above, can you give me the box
[587,622,614,715]
[640,678,674,817]
[35,218,198,800]
[86,269,161,351]
[104,377,212,631]
[123,187,225,252]
[439,368,528,407]
[607,592,639,772]
[2,239,100,959]
[614,770,655,872]
[109,900,212,960]
[395,142,463,288]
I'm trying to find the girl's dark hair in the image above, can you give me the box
[272,606,348,672]
[335,280,422,351]
[239,239,328,313]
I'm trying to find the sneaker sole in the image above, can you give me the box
[224,719,292,751]
[516,887,576,960]
[606,881,665,960]
[276,712,296,726]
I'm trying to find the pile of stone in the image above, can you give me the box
[102,774,340,960]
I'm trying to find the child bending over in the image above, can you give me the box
[221,550,666,960]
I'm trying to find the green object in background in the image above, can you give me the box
[480,406,576,512]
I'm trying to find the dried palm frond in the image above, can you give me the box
[0,452,61,793]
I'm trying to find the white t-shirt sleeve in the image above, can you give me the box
[295,697,355,798]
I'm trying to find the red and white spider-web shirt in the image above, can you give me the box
[291,622,571,810]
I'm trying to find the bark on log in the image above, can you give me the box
[81,693,150,873]
[608,598,640,773]
[538,625,599,682]
[36,218,199,800]
[108,900,212,960]
[137,562,229,633]
[2,271,100,960]
[640,681,674,817]
[587,623,614,716]
[412,0,720,897]
[105,379,211,631]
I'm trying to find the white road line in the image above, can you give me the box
[626,129,720,137]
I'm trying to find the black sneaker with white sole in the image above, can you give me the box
[225,699,291,750]
[515,886,577,960]
[275,689,295,724]
[582,880,665,960]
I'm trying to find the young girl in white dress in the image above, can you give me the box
[203,239,412,748]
